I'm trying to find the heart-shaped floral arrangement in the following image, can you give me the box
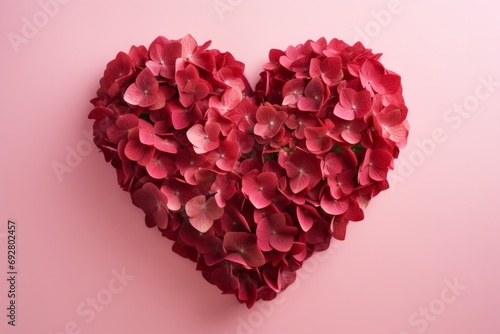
[89,35,408,307]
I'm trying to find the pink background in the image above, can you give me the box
[1,0,499,333]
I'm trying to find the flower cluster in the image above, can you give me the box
[89,35,409,308]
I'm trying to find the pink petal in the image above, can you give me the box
[209,87,243,113]
[320,193,349,215]
[206,108,235,136]
[369,166,388,181]
[256,223,274,252]
[204,197,224,221]
[289,170,310,194]
[248,191,273,209]
[208,140,240,172]
[227,129,254,154]
[377,106,403,127]
[166,99,194,130]
[124,68,159,107]
[353,90,372,118]
[360,60,383,88]
[334,88,357,120]
[269,233,295,252]
[320,56,343,85]
[379,74,401,94]
[192,80,211,100]
[107,114,138,143]
[371,149,393,168]
[188,211,214,233]
[308,58,322,79]
[241,172,277,209]
[117,114,139,130]
[123,83,143,106]
[189,52,215,72]
[341,129,362,144]
[282,78,304,106]
[333,104,355,121]
[290,242,307,261]
[257,213,296,252]
[254,105,282,138]
[176,63,199,88]
[153,135,178,153]
[150,41,182,79]
[297,77,324,111]
[305,126,333,153]
[185,195,212,232]
[161,180,194,211]
[146,153,174,179]
[180,34,197,58]
[296,205,319,232]
[138,120,155,145]
[124,140,150,163]
[186,123,220,152]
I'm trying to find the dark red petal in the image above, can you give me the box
[223,232,266,268]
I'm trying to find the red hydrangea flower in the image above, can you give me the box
[241,172,278,209]
[124,68,162,108]
[99,52,134,97]
[223,232,266,268]
[256,213,297,252]
[309,56,343,85]
[185,195,224,233]
[175,64,211,107]
[297,77,326,112]
[146,36,182,79]
[358,148,393,185]
[334,87,372,120]
[284,150,322,193]
[89,35,409,308]
[359,59,401,95]
[253,103,288,139]
[186,122,220,153]
[131,183,169,229]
